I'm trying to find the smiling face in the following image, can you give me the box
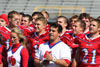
[34,20,46,33]
[21,17,30,26]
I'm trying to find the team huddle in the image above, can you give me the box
[0,10,100,67]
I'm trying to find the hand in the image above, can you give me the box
[41,60,49,66]
[45,52,53,61]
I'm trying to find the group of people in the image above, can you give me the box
[0,10,100,67]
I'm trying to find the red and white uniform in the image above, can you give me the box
[27,32,49,58]
[45,24,50,32]
[35,41,72,67]
[7,43,29,67]
[60,33,79,48]
[77,34,100,67]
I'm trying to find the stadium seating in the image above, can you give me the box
[0,0,100,21]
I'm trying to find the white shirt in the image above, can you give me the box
[35,41,72,67]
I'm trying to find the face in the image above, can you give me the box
[82,18,90,29]
[0,19,6,26]
[11,32,19,44]
[70,18,78,27]
[34,20,46,33]
[89,21,100,34]
[57,18,67,29]
[21,17,29,26]
[32,15,38,24]
[72,22,83,35]
[49,27,60,41]
[10,14,20,27]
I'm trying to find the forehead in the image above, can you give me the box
[23,17,29,20]
[13,14,20,18]
[91,21,98,25]
[35,20,43,24]
[50,27,58,31]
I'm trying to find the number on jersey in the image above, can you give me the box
[82,48,96,64]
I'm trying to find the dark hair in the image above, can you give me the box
[19,12,25,17]
[32,12,43,17]
[92,19,100,28]
[8,10,20,19]
[50,23,62,33]
[23,14,32,21]
[75,20,86,31]
[79,13,90,21]
[57,16,68,24]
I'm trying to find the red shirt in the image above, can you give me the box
[0,45,3,64]
[77,34,100,66]
[27,32,49,58]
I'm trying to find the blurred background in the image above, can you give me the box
[0,0,100,22]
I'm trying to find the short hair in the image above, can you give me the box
[91,19,100,28]
[41,10,49,18]
[50,23,62,33]
[19,12,25,17]
[57,16,68,24]
[35,17,47,25]
[79,13,90,21]
[32,12,43,17]
[23,14,32,21]
[70,15,79,21]
[8,10,20,19]
[75,20,86,31]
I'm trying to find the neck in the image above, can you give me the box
[90,32,100,38]
[84,27,89,33]
[8,24,16,29]
[61,28,66,35]
[36,30,46,36]
[50,37,60,44]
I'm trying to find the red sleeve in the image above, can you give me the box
[21,48,29,67]
[0,45,3,64]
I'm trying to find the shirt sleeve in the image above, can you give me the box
[21,48,29,67]
[60,43,72,64]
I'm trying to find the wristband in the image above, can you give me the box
[52,57,56,62]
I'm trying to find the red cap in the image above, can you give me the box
[0,14,9,25]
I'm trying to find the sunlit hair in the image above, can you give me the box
[41,10,49,18]
[11,27,26,47]
[35,17,47,25]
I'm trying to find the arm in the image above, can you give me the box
[71,47,81,67]
[46,52,69,67]
[21,48,29,67]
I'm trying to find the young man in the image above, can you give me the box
[75,19,100,67]
[34,23,72,67]
[79,13,90,34]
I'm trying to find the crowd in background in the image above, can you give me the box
[0,10,100,67]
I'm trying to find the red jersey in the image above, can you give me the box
[77,34,100,67]
[45,24,50,32]
[27,32,49,58]
[0,44,3,64]
[60,33,79,48]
